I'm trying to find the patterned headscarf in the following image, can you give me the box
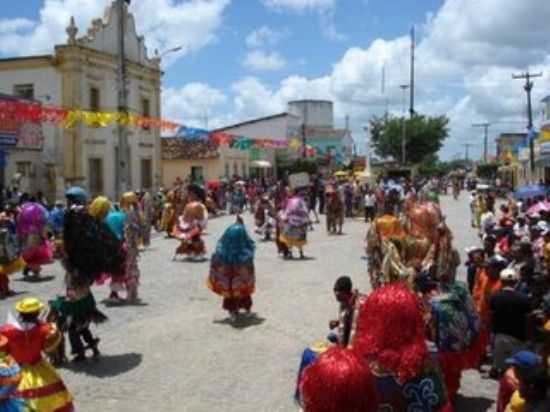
[214,222,255,265]
[89,196,112,221]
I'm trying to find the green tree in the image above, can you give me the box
[369,114,450,165]
[476,162,500,180]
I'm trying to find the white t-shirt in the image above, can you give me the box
[364,194,376,207]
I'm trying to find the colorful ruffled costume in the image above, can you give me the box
[48,204,66,259]
[428,282,486,399]
[352,283,452,411]
[0,298,73,412]
[0,214,23,297]
[16,203,53,276]
[140,192,153,248]
[173,201,207,260]
[117,193,142,302]
[0,334,29,412]
[299,347,375,412]
[207,222,255,315]
[280,195,309,250]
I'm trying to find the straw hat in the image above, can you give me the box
[15,297,45,314]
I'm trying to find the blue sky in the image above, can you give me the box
[164,0,443,95]
[1,0,549,161]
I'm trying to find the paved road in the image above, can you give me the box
[0,193,497,411]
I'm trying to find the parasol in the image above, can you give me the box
[513,185,547,200]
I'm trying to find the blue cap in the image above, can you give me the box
[504,351,541,368]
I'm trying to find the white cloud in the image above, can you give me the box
[262,0,344,41]
[0,0,230,62]
[246,26,287,48]
[162,83,227,127]
[0,18,35,34]
[226,0,550,160]
[319,10,346,42]
[262,0,335,13]
[243,50,287,71]
[424,0,550,68]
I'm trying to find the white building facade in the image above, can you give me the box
[0,1,162,201]
[213,113,300,178]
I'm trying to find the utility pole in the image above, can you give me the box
[301,104,308,159]
[512,71,543,173]
[472,123,490,163]
[400,84,409,165]
[409,26,415,118]
[116,0,131,197]
[462,143,475,162]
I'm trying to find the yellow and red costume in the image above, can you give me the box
[0,299,73,412]
[173,200,207,259]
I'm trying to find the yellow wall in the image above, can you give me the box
[162,158,222,187]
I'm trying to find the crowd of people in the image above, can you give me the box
[295,180,550,412]
[0,173,548,411]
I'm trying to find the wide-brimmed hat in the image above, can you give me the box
[15,297,45,314]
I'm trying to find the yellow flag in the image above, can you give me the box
[289,138,301,150]
[62,110,82,129]
[540,129,550,142]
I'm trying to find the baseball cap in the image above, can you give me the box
[505,351,541,369]
[465,246,483,255]
[500,268,519,281]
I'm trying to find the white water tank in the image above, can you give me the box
[288,100,333,128]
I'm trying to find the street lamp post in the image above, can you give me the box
[159,46,183,59]
[400,84,410,165]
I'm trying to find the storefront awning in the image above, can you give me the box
[251,160,272,168]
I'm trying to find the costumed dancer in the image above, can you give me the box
[17,202,53,280]
[207,217,255,321]
[299,347,375,412]
[280,189,310,259]
[0,212,23,298]
[365,205,406,289]
[0,298,74,412]
[325,185,344,235]
[119,192,142,302]
[49,201,66,259]
[0,334,28,411]
[62,192,120,361]
[173,185,208,261]
[352,283,452,411]
[160,190,176,238]
[415,272,484,401]
[140,191,154,248]
[254,195,274,241]
[104,205,129,302]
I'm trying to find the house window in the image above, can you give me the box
[225,163,229,178]
[233,162,238,177]
[90,87,100,112]
[141,158,153,190]
[241,162,246,177]
[13,84,34,100]
[88,158,103,195]
[141,98,151,131]
[191,166,204,183]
